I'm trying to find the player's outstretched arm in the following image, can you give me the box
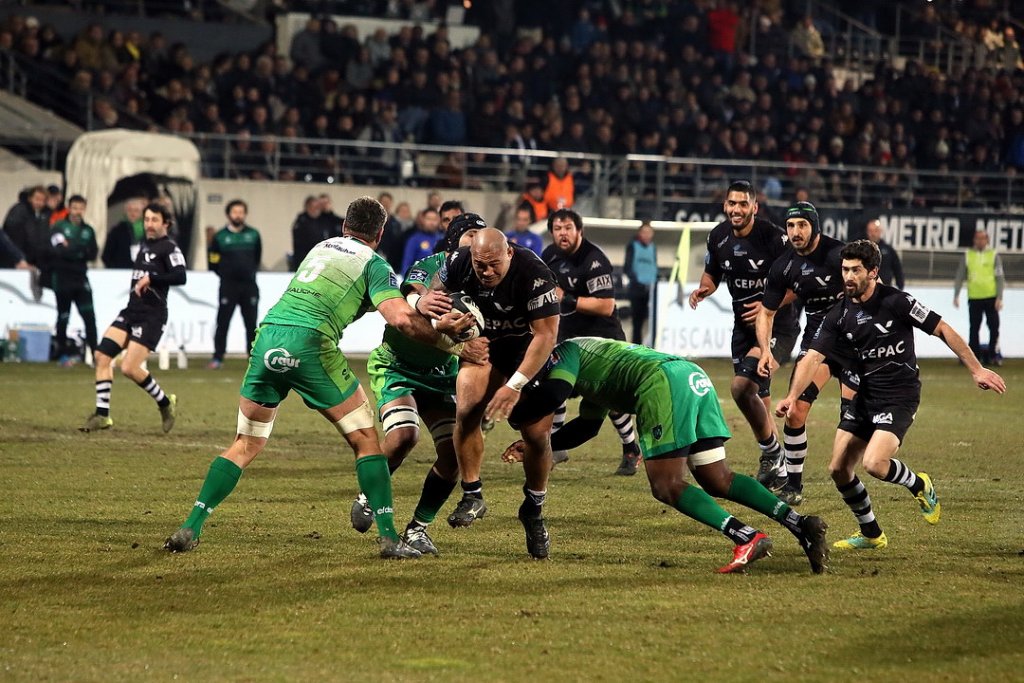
[933,320,1007,393]
[377,297,473,346]
[775,350,825,416]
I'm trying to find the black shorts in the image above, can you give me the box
[771,325,799,365]
[792,348,860,404]
[508,377,558,429]
[110,307,167,351]
[733,354,771,398]
[838,394,918,444]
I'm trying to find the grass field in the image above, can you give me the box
[1,358,1023,682]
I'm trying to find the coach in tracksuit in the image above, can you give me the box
[207,199,261,368]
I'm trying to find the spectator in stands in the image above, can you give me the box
[543,157,575,213]
[505,205,543,256]
[3,185,50,273]
[400,207,442,274]
[289,17,324,72]
[46,185,66,225]
[102,198,145,269]
[375,191,405,272]
[394,201,414,231]
[623,222,658,345]
[290,195,331,270]
[865,218,905,290]
[791,15,825,60]
[519,180,548,223]
[428,90,468,146]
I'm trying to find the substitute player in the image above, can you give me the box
[777,240,1005,549]
[79,203,184,433]
[755,201,857,505]
[163,196,475,559]
[350,212,489,555]
[689,181,799,487]
[440,227,561,559]
[543,208,642,475]
[501,337,829,574]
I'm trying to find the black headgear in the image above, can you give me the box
[445,212,487,252]
[785,201,820,238]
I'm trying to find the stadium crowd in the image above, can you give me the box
[0,1,1022,208]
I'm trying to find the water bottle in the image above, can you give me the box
[176,345,188,370]
[158,344,170,370]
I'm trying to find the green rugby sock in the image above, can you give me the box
[674,485,732,532]
[726,473,804,535]
[412,469,458,525]
[183,456,243,534]
[356,454,399,541]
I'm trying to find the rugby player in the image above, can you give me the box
[350,212,489,555]
[542,208,642,475]
[755,201,857,505]
[501,337,829,574]
[440,227,561,558]
[79,203,184,434]
[164,196,475,559]
[776,240,1005,549]
[689,181,799,487]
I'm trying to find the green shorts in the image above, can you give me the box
[635,360,732,459]
[367,344,458,413]
[240,324,359,410]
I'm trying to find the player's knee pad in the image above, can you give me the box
[797,381,820,405]
[96,337,122,359]
[237,409,274,438]
[689,445,726,467]
[381,404,420,436]
[334,400,376,435]
[427,417,456,445]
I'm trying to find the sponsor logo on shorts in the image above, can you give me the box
[688,371,712,397]
[652,424,663,440]
[131,325,143,338]
[264,347,300,373]
[872,412,893,425]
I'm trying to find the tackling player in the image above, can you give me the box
[776,240,1005,550]
[350,212,489,555]
[440,227,561,558]
[755,201,857,506]
[501,337,829,574]
[79,203,184,434]
[689,181,799,487]
[163,196,474,559]
[542,208,642,475]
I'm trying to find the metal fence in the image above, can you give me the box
[180,132,1024,216]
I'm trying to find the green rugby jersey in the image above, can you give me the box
[547,337,681,414]
[381,252,451,369]
[264,236,402,340]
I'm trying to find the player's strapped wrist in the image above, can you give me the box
[560,293,577,313]
[406,292,422,313]
[505,371,530,392]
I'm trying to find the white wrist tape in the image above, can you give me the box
[505,371,530,392]
[406,292,422,312]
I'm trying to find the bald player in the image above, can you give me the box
[439,227,562,558]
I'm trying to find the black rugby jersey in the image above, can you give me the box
[541,238,624,341]
[763,233,845,332]
[440,243,560,375]
[810,283,941,401]
[704,217,800,333]
[126,235,187,314]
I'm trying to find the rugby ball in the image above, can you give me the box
[448,291,485,341]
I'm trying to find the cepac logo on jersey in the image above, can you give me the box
[264,347,300,373]
[688,372,712,396]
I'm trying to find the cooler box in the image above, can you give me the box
[16,327,51,362]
